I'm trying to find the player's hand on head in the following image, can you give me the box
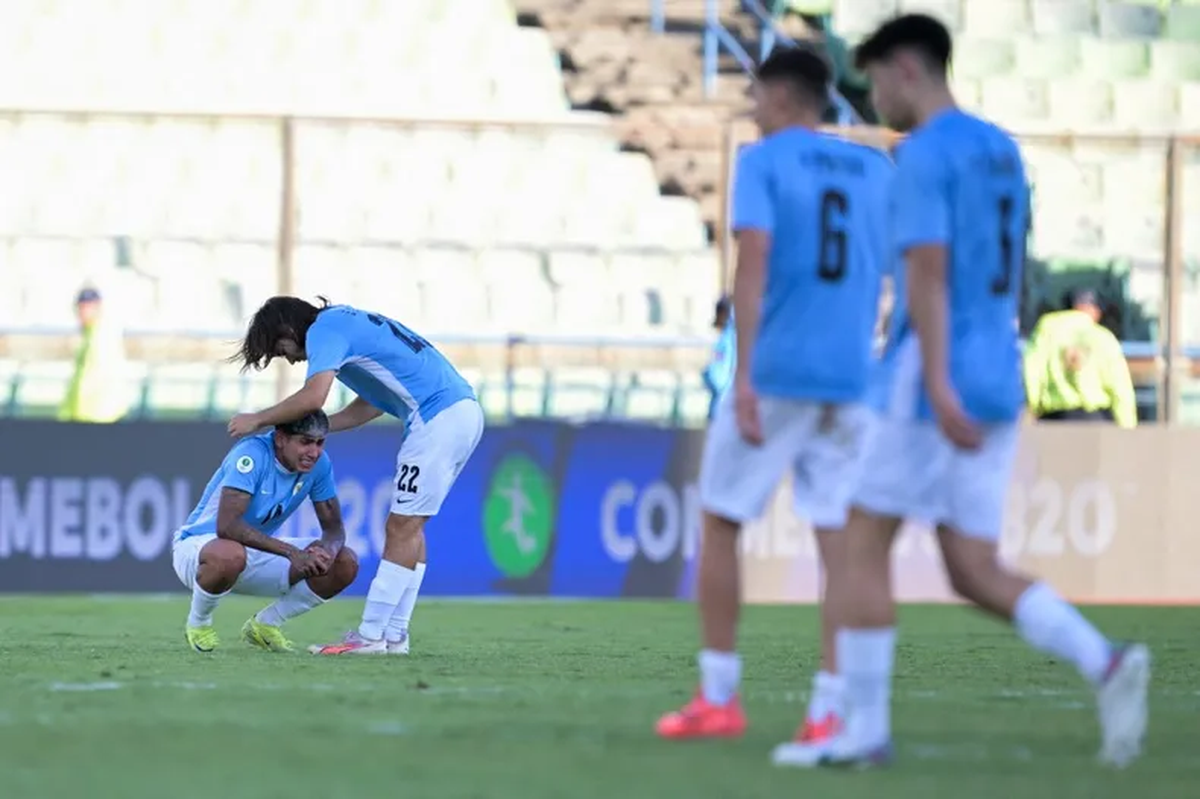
[228,413,263,438]
[929,384,982,451]
[734,376,764,446]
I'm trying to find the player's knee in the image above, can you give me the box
[198,539,247,583]
[331,547,359,587]
[385,512,426,542]
[937,528,1001,602]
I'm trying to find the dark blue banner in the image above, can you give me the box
[0,419,705,597]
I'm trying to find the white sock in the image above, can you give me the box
[698,649,742,706]
[386,562,427,643]
[255,581,326,628]
[358,560,414,641]
[187,585,228,627]
[807,670,846,722]
[838,627,896,747]
[1014,582,1113,684]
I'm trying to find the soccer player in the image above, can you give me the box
[772,14,1150,770]
[172,410,358,652]
[655,46,892,745]
[227,297,483,655]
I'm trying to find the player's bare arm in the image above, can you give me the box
[328,396,383,433]
[216,487,326,575]
[907,244,981,449]
[228,372,336,438]
[732,228,769,444]
[311,496,347,558]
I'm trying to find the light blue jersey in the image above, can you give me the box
[703,316,737,420]
[880,109,1028,424]
[305,305,475,424]
[732,127,892,403]
[177,432,337,540]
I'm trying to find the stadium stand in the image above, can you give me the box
[1,0,1199,422]
[0,0,722,424]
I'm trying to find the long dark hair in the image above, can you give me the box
[231,295,331,372]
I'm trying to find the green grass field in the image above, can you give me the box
[0,597,1194,799]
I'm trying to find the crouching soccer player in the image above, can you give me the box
[171,410,358,653]
[656,46,892,745]
[774,14,1150,770]
[228,296,483,655]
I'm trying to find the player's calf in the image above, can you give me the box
[939,527,1150,766]
[185,538,249,651]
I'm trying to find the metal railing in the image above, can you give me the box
[648,0,860,124]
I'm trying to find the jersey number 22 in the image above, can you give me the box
[367,313,428,354]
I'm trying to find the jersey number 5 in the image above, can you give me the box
[818,189,848,282]
[991,195,1016,296]
[367,313,428,354]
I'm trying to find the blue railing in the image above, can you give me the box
[649,0,861,124]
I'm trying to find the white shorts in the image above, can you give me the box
[699,395,872,528]
[171,534,319,596]
[853,416,1020,541]
[393,398,485,517]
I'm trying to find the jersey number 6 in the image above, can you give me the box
[818,189,848,283]
[991,195,1015,296]
[367,313,427,354]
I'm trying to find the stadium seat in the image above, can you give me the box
[677,372,712,426]
[952,38,1016,80]
[1079,38,1150,79]
[1165,4,1200,40]
[546,367,613,420]
[1031,0,1096,36]
[1013,37,1080,79]
[980,77,1050,125]
[1150,40,1200,81]
[1046,77,1114,127]
[621,369,680,422]
[0,359,19,414]
[1110,79,1179,129]
[145,363,216,419]
[12,360,73,418]
[963,0,1032,35]
[1098,3,1163,39]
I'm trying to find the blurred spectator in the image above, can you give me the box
[703,295,736,421]
[1023,289,1137,427]
[58,286,131,423]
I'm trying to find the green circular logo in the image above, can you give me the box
[483,454,554,578]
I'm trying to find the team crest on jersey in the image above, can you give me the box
[235,456,254,474]
[293,480,304,495]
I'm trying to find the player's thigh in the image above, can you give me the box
[231,537,320,597]
[699,395,812,523]
[392,399,485,518]
[942,422,1021,542]
[852,417,950,523]
[170,534,211,590]
[792,403,874,531]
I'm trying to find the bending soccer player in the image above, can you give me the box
[656,46,892,746]
[172,410,358,652]
[773,14,1150,770]
[228,297,483,655]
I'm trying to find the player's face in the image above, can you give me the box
[751,80,790,135]
[275,337,306,364]
[865,59,917,132]
[278,433,325,473]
